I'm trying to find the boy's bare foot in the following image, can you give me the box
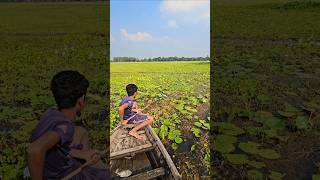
[121,120,128,126]
[129,130,145,141]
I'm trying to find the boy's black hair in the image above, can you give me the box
[51,70,89,110]
[126,84,138,96]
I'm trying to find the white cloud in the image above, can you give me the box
[120,28,153,42]
[167,20,178,28]
[160,0,210,24]
[160,0,209,13]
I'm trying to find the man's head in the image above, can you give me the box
[51,71,89,116]
[126,84,138,97]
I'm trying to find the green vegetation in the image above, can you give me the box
[0,2,107,179]
[213,0,320,179]
[110,61,210,178]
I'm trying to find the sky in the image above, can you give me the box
[110,0,210,59]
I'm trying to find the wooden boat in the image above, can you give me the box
[110,124,181,180]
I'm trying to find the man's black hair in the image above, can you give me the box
[126,84,138,96]
[51,70,89,109]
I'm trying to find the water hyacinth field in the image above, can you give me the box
[0,2,107,179]
[110,61,210,178]
[212,0,320,179]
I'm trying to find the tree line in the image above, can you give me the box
[111,56,210,62]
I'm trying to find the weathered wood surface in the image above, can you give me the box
[122,167,165,180]
[110,124,181,180]
[120,130,145,138]
[110,143,155,160]
[146,125,182,180]
[111,153,152,177]
[110,126,151,154]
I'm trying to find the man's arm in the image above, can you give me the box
[69,149,100,163]
[119,103,129,125]
[27,131,60,180]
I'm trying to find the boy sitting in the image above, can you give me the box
[118,84,154,140]
[27,71,109,179]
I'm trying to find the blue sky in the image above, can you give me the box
[110,0,210,59]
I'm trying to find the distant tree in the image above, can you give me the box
[111,56,210,62]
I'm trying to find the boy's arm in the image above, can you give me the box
[27,131,60,180]
[119,103,129,124]
[131,102,142,113]
[132,101,138,109]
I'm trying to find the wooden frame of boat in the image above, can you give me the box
[110,124,182,180]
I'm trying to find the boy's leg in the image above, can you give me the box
[121,119,128,126]
[129,115,154,140]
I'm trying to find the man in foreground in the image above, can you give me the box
[27,70,109,179]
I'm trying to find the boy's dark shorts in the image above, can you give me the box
[127,113,148,124]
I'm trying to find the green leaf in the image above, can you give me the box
[253,111,286,129]
[269,171,285,180]
[191,144,196,151]
[247,170,263,180]
[213,135,237,154]
[163,119,175,127]
[153,128,160,135]
[173,129,181,136]
[245,127,263,136]
[191,127,201,137]
[203,153,210,164]
[213,122,244,136]
[185,106,197,113]
[254,111,273,123]
[159,125,168,140]
[224,154,248,165]
[247,161,266,169]
[239,142,260,154]
[265,129,278,138]
[175,137,183,144]
[171,143,178,150]
[301,101,320,113]
[168,131,177,141]
[295,116,308,130]
[257,149,280,159]
[203,122,210,130]
[257,94,271,105]
[278,110,296,118]
[284,104,301,113]
[238,110,250,118]
[264,117,286,130]
[194,122,203,127]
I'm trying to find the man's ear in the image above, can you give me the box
[77,95,85,107]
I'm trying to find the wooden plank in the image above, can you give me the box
[122,167,165,180]
[131,153,152,173]
[111,153,151,175]
[111,123,137,138]
[110,143,155,160]
[120,130,145,138]
[122,124,137,129]
[146,125,182,180]
[111,125,125,142]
